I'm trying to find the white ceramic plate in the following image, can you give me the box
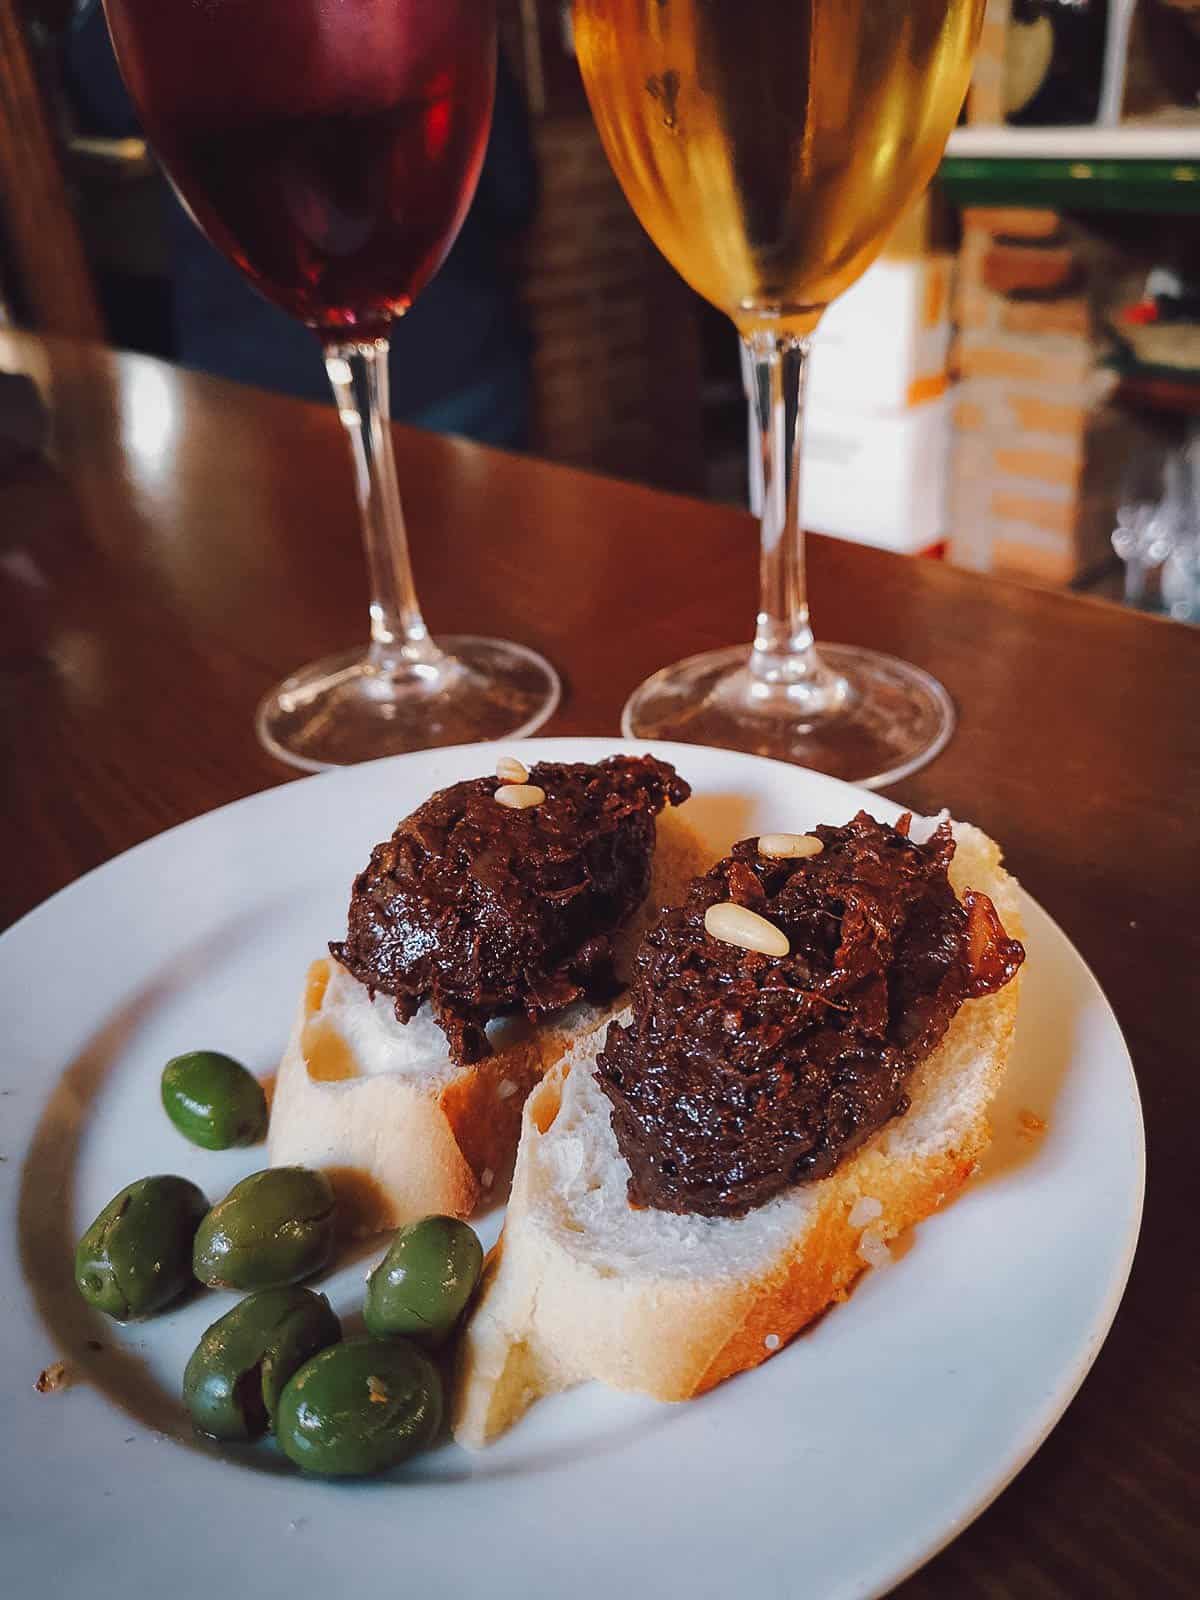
[0,739,1143,1600]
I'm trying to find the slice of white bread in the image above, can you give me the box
[452,819,1024,1446]
[267,807,710,1234]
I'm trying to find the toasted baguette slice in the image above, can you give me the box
[267,807,710,1234]
[452,819,1024,1446]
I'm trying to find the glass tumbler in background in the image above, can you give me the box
[1112,430,1200,622]
[103,0,560,770]
[574,0,985,786]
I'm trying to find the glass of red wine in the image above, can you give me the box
[102,0,560,769]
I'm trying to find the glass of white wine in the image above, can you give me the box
[574,0,985,786]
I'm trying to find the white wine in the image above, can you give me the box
[574,0,984,334]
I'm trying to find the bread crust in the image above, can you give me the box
[452,821,1024,1446]
[266,959,553,1231]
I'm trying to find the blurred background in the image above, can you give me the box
[5,0,1200,621]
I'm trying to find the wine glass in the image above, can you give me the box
[573,0,984,786]
[102,0,560,770]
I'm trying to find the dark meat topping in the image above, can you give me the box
[597,812,1024,1218]
[331,756,690,1064]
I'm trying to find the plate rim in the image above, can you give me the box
[873,904,1145,1596]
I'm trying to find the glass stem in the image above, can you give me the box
[324,339,443,676]
[743,329,846,710]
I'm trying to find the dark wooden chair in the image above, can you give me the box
[0,0,103,336]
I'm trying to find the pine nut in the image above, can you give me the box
[495,755,529,783]
[704,901,790,957]
[494,783,545,809]
[757,832,824,859]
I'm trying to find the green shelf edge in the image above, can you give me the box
[938,156,1200,214]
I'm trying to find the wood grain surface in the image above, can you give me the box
[1,333,1197,1596]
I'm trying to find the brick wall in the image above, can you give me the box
[516,116,702,490]
[948,207,1124,585]
[497,2,707,491]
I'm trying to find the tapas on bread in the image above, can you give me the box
[454,811,1023,1443]
[69,758,1025,1476]
[268,754,705,1228]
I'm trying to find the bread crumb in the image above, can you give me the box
[367,1376,389,1405]
[1017,1109,1047,1140]
[35,1360,71,1394]
[497,1078,518,1100]
[858,1229,891,1269]
[481,1167,494,1188]
[763,1333,781,1351]
[849,1196,883,1228]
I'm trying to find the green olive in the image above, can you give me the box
[363,1215,482,1346]
[274,1338,442,1476]
[182,1287,342,1441]
[74,1175,208,1320]
[161,1051,268,1150]
[192,1167,336,1290]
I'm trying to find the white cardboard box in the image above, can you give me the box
[801,397,951,554]
[749,395,951,555]
[807,255,953,412]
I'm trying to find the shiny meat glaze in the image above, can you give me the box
[597,812,1024,1218]
[331,756,690,1064]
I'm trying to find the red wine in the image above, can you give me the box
[103,0,495,337]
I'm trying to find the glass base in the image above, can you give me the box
[620,643,954,790]
[257,635,561,772]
